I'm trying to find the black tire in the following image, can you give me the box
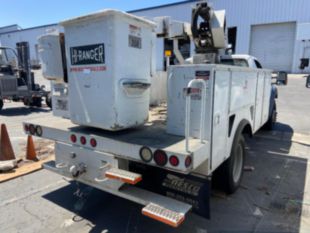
[264,103,277,131]
[23,98,30,106]
[33,97,42,107]
[306,76,310,88]
[45,93,52,109]
[0,99,3,111]
[213,134,245,194]
[26,97,42,108]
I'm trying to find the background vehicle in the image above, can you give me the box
[0,42,51,111]
[220,54,263,69]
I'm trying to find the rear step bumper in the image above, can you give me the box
[43,161,192,227]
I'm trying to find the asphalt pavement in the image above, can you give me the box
[0,74,309,233]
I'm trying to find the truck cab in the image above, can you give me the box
[220,54,263,69]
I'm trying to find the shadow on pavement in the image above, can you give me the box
[42,127,308,233]
[274,122,294,133]
[0,106,50,116]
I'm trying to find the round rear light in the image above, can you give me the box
[29,124,36,135]
[169,155,179,167]
[154,150,168,166]
[90,138,97,147]
[35,126,43,136]
[80,136,87,145]
[139,146,152,162]
[70,134,77,143]
[185,156,192,168]
[24,124,29,132]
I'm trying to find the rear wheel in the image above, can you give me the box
[213,134,245,194]
[264,103,277,131]
[0,99,3,111]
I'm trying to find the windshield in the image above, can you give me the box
[221,58,249,67]
[0,48,17,67]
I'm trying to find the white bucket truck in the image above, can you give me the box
[25,2,276,227]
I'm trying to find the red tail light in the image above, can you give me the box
[90,138,97,147]
[154,150,168,166]
[80,136,87,145]
[185,156,192,168]
[169,155,179,167]
[70,134,77,143]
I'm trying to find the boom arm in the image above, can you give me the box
[154,1,227,64]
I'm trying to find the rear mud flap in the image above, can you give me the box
[129,162,211,219]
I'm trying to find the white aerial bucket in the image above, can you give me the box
[60,10,156,131]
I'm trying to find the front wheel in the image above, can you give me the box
[45,93,52,109]
[32,97,42,107]
[213,134,245,194]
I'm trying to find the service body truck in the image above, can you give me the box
[24,2,277,227]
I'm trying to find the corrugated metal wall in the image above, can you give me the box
[133,0,310,72]
[211,0,310,72]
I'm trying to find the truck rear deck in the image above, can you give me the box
[23,105,212,227]
[24,105,209,174]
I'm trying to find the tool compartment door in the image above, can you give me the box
[211,69,230,171]
[254,72,265,131]
[262,73,272,124]
[254,71,271,131]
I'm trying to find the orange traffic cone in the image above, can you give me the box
[26,135,38,161]
[0,124,16,161]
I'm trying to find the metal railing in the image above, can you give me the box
[184,79,207,152]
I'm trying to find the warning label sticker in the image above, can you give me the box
[129,24,142,49]
[129,35,142,49]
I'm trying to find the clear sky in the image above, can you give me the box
[0,0,186,29]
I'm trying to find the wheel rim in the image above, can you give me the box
[233,143,243,183]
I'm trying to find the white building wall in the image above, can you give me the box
[209,0,310,72]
